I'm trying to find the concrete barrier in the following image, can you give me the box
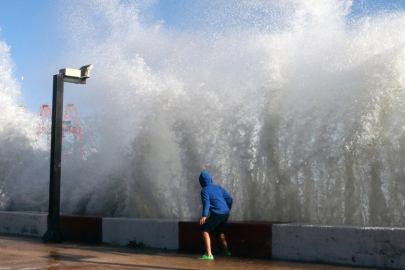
[272,223,405,269]
[103,218,179,250]
[0,211,47,237]
[3,211,405,269]
[179,221,282,258]
[58,214,102,243]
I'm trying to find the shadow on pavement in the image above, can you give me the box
[44,251,197,270]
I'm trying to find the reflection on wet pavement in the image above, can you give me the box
[0,235,379,270]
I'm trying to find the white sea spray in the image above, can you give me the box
[3,0,405,226]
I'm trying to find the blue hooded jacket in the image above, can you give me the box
[199,171,233,217]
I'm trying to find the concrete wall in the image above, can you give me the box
[103,218,179,250]
[179,221,281,258]
[0,211,47,237]
[272,223,405,269]
[2,211,405,269]
[59,215,102,243]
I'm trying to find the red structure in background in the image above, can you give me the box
[38,104,52,123]
[63,103,83,140]
[37,104,52,146]
[36,103,84,157]
[63,103,84,158]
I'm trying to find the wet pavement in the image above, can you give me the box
[0,234,379,270]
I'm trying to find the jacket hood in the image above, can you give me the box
[199,171,212,188]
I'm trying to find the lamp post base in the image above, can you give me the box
[41,229,64,243]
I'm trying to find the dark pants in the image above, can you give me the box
[201,213,229,235]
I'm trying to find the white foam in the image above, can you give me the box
[3,0,405,226]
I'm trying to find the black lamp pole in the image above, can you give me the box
[42,72,87,243]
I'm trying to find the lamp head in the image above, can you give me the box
[79,64,94,78]
[59,64,94,78]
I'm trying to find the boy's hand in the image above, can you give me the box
[199,217,206,225]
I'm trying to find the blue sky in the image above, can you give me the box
[0,1,61,113]
[0,0,404,115]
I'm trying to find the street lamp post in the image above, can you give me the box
[42,65,93,243]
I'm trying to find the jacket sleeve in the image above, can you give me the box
[221,187,233,211]
[201,189,210,217]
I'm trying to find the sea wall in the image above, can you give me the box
[0,211,47,237]
[272,224,405,269]
[103,217,179,249]
[1,211,405,268]
[178,221,281,258]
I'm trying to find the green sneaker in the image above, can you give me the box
[223,252,232,256]
[198,254,214,260]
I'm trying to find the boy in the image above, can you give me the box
[198,171,233,260]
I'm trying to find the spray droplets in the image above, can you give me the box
[2,1,405,225]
